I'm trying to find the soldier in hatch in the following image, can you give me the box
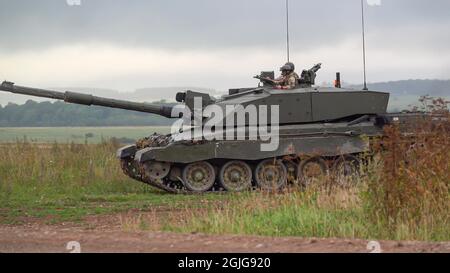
[272,62,300,90]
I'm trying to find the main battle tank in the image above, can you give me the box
[0,64,421,193]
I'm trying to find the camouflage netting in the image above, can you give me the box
[136,133,172,149]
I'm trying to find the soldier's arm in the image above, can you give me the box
[286,76,297,89]
[272,76,285,84]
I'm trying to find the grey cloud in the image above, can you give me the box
[0,0,449,52]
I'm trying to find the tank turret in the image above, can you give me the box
[1,62,390,126]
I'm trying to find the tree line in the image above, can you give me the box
[0,100,174,127]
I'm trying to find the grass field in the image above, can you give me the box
[0,126,171,143]
[0,110,448,242]
[0,139,448,241]
[0,141,228,225]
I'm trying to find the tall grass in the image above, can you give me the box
[0,140,226,224]
[0,140,170,224]
[0,140,148,197]
[365,98,449,240]
[158,177,448,241]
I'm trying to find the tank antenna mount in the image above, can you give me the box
[361,0,368,90]
[285,0,290,62]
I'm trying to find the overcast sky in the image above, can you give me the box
[0,0,449,93]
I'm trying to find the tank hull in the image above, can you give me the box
[116,118,385,193]
[115,112,431,193]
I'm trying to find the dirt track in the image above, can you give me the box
[0,214,448,253]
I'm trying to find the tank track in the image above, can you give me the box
[120,157,186,194]
[121,133,187,193]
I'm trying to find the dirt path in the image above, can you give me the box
[0,214,448,253]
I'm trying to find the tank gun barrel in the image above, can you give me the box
[0,81,174,118]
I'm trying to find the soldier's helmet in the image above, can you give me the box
[280,62,295,72]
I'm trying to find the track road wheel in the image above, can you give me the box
[143,161,171,180]
[182,161,216,193]
[219,161,252,192]
[284,160,299,184]
[255,159,287,191]
[333,155,361,182]
[298,157,328,186]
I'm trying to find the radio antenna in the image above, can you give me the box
[285,0,290,62]
[361,0,368,90]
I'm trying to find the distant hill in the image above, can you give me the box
[346,79,450,112]
[0,79,448,127]
[347,79,450,96]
